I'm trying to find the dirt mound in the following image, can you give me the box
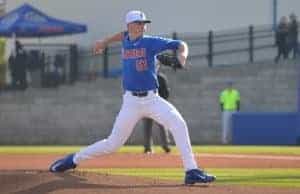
[1,170,299,194]
[1,153,300,193]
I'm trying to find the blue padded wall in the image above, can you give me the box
[232,112,299,145]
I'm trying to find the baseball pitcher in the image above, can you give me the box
[49,10,216,185]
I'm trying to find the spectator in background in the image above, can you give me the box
[275,16,289,63]
[288,13,298,59]
[8,52,17,89]
[0,38,6,92]
[54,54,66,84]
[219,80,240,144]
[12,40,28,90]
[43,55,60,88]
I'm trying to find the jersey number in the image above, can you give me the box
[136,59,148,71]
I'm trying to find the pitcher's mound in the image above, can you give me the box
[0,170,298,194]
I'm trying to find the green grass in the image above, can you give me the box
[0,145,300,155]
[0,146,84,154]
[191,145,300,155]
[83,168,300,188]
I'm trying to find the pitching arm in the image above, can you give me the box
[93,31,124,55]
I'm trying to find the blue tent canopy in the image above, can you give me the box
[0,3,87,37]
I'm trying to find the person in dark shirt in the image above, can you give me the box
[11,40,28,90]
[288,13,298,59]
[275,16,289,63]
[8,53,17,89]
[143,69,172,154]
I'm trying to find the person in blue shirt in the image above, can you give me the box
[49,10,215,185]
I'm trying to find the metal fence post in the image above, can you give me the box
[172,31,178,40]
[103,47,109,78]
[249,25,254,63]
[172,32,178,56]
[208,30,213,67]
[69,44,78,83]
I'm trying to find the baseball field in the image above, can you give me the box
[1,145,300,194]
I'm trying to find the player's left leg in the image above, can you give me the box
[147,96,196,170]
[146,95,216,184]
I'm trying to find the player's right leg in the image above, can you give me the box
[49,94,142,172]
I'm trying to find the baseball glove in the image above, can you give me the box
[156,54,183,71]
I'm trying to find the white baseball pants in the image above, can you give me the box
[74,91,198,171]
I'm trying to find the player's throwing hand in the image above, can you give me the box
[93,32,124,55]
[93,40,105,55]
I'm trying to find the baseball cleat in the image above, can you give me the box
[49,154,77,172]
[184,169,216,185]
